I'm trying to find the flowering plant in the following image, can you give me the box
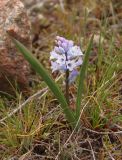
[12,35,93,129]
[50,36,83,104]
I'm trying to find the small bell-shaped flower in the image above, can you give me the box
[50,36,83,83]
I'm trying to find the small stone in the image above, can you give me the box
[0,0,31,95]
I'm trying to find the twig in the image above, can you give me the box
[82,127,122,135]
[87,139,96,160]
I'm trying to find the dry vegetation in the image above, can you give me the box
[0,0,122,159]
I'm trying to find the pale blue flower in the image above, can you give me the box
[68,70,79,84]
[51,61,66,72]
[50,36,83,83]
[50,51,59,60]
[66,60,76,71]
[56,36,74,52]
[54,46,65,54]
[67,46,83,57]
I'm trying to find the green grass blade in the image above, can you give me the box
[12,38,75,126]
[76,35,94,120]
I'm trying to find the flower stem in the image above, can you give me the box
[65,69,69,105]
[65,49,70,105]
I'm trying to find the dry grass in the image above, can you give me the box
[0,0,122,159]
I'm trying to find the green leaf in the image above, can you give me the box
[12,38,75,127]
[76,35,94,120]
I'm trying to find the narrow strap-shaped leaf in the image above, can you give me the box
[12,38,75,126]
[76,35,94,120]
